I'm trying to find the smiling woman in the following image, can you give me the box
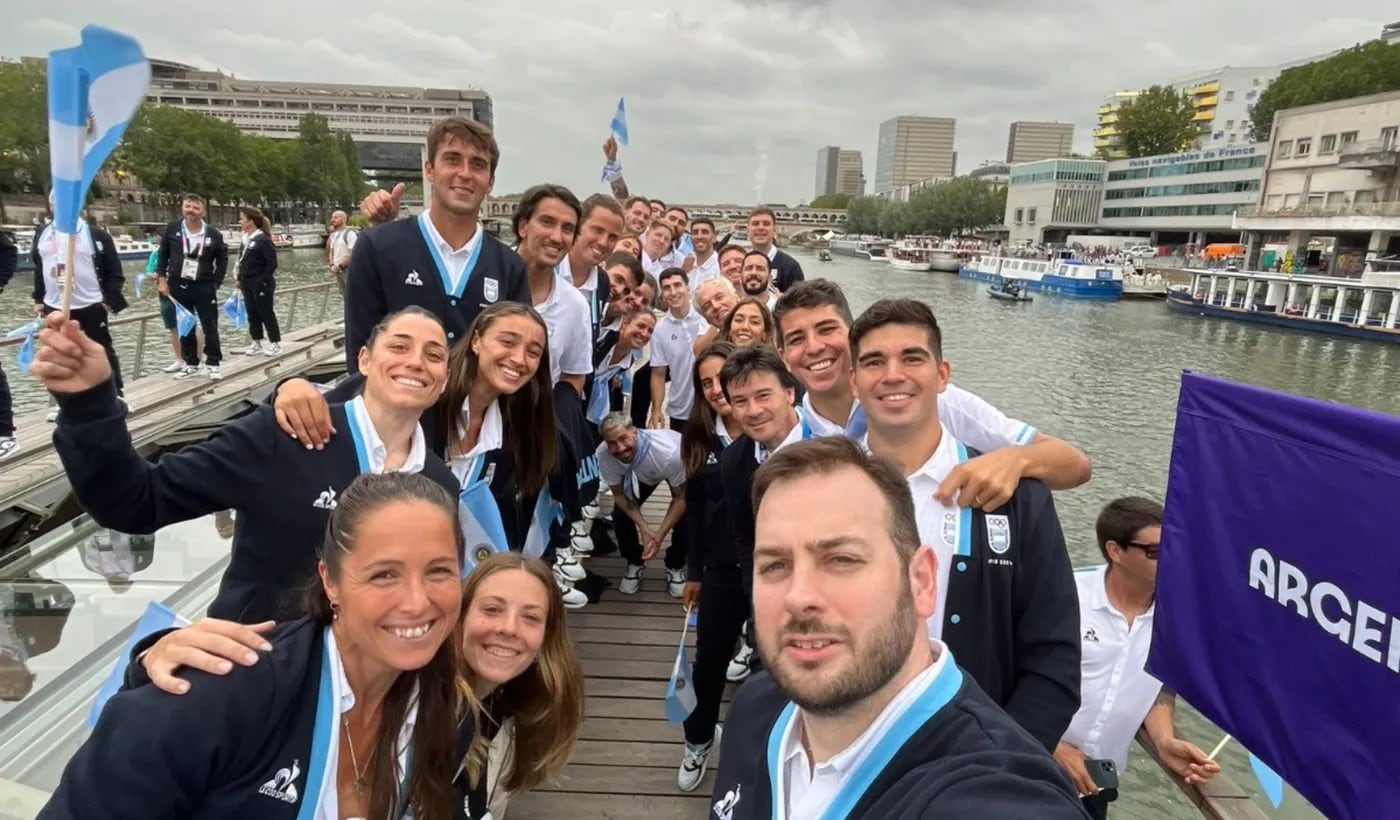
[39,472,469,820]
[34,307,462,624]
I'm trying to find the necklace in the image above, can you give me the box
[342,715,373,800]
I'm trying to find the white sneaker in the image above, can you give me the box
[678,725,721,792]
[173,365,200,380]
[726,643,754,683]
[569,520,594,554]
[620,563,645,595]
[0,437,18,460]
[242,342,261,356]
[554,569,587,609]
[264,342,282,356]
[162,360,185,373]
[207,366,222,381]
[555,550,586,582]
[582,503,603,521]
[666,568,686,599]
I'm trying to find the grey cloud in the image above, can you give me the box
[2,0,1394,204]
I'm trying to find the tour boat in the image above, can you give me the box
[959,253,1124,300]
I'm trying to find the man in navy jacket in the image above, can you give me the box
[347,117,529,372]
[154,194,229,377]
[851,299,1081,752]
[711,436,1087,819]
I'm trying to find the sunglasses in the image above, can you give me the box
[1122,540,1160,560]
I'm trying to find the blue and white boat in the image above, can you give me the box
[959,253,1124,300]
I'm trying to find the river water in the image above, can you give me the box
[5,247,1392,818]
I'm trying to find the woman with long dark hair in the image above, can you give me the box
[674,340,748,792]
[273,303,587,606]
[40,472,468,820]
[236,206,281,356]
[35,307,458,623]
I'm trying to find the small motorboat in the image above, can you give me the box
[988,282,1033,303]
[817,249,833,262]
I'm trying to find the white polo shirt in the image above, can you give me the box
[688,252,721,290]
[898,425,967,639]
[641,248,683,278]
[534,275,593,385]
[597,428,687,492]
[345,396,428,474]
[778,641,953,818]
[1061,565,1161,771]
[803,383,1037,451]
[649,306,711,420]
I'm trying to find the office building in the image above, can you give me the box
[1003,159,1106,245]
[874,116,956,195]
[1234,90,1400,276]
[1102,144,1267,246]
[1006,122,1075,163]
[815,146,864,197]
[140,58,492,178]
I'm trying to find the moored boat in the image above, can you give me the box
[988,282,1033,302]
[1165,266,1400,344]
[959,253,1124,300]
[817,249,832,262]
[1122,271,1169,300]
[829,235,891,261]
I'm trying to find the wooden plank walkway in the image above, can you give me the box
[0,319,346,517]
[510,489,722,819]
[508,488,1267,820]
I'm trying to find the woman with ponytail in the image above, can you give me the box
[236,206,281,355]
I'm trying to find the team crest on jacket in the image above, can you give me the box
[987,514,1012,554]
[483,277,499,303]
[713,783,741,819]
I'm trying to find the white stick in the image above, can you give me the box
[1207,734,1232,761]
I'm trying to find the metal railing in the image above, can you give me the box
[1235,201,1400,219]
[1,280,341,377]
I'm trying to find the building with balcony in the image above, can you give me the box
[1235,90,1400,277]
[874,116,957,194]
[1101,144,1266,246]
[1003,159,1106,245]
[1096,68,1277,160]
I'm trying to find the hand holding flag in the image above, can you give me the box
[47,25,150,318]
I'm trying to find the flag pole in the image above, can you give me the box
[1207,734,1232,761]
[60,232,78,319]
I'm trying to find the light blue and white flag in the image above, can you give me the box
[1249,753,1286,809]
[172,299,197,337]
[665,613,696,725]
[5,321,40,372]
[459,476,510,577]
[221,291,247,330]
[47,25,150,235]
[521,487,563,560]
[88,600,188,726]
[677,232,695,258]
[609,97,629,146]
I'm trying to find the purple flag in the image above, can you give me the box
[1149,371,1400,820]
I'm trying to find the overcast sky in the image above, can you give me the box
[3,1,1394,205]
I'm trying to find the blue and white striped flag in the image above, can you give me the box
[665,614,696,725]
[521,487,563,560]
[47,25,150,235]
[459,479,510,577]
[88,600,188,726]
[221,291,247,330]
[609,97,629,146]
[172,299,197,337]
[5,321,41,372]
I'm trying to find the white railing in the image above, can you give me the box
[1236,201,1400,219]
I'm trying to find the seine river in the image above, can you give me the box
[5,247,1394,818]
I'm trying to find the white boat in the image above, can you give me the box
[110,234,158,261]
[829,235,891,261]
[959,252,1124,300]
[288,224,327,249]
[1122,270,1169,300]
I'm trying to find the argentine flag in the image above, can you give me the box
[665,615,697,725]
[459,479,510,577]
[47,26,150,234]
[609,97,629,146]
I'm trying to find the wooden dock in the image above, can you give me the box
[510,490,718,819]
[0,317,346,550]
[508,489,1268,820]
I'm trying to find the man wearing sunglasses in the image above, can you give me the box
[1057,497,1219,819]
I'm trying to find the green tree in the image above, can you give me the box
[1249,40,1400,140]
[844,196,887,234]
[1114,85,1198,158]
[0,61,50,221]
[810,192,852,210]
